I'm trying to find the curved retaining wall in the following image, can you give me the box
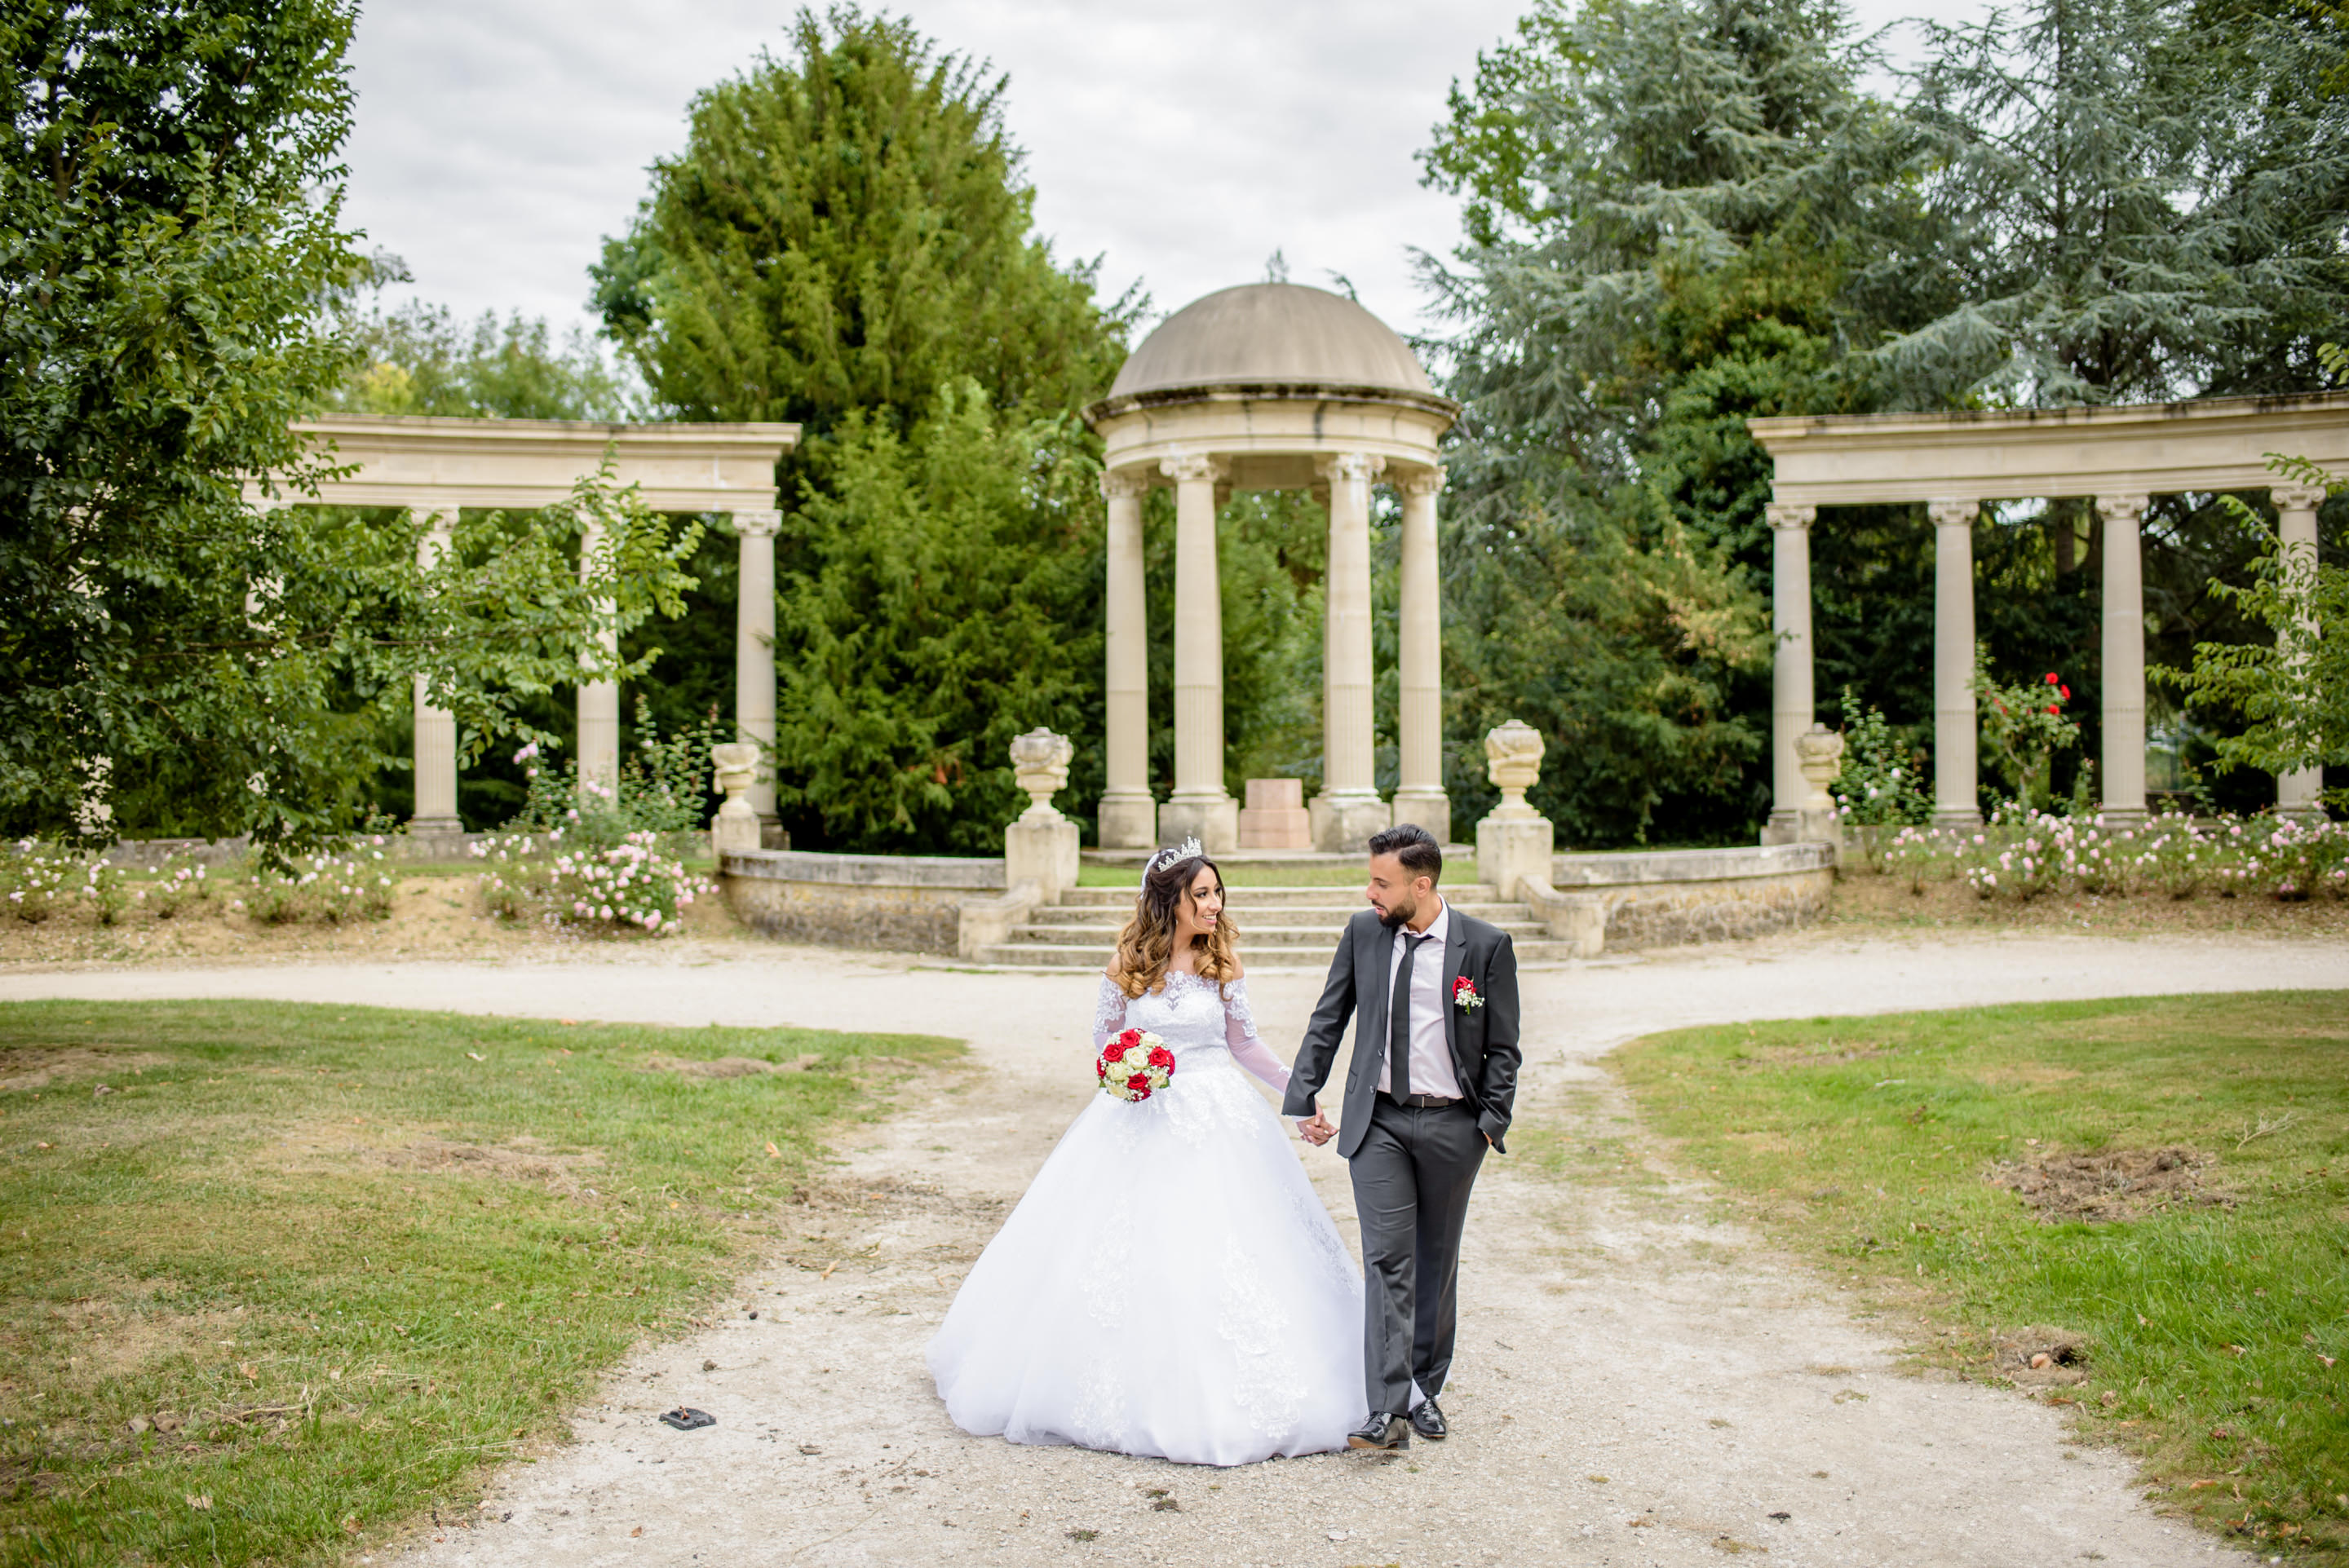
[719,849,1005,954]
[1549,842,1835,949]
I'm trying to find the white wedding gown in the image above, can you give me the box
[926,970,1364,1465]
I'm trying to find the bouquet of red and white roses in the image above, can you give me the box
[1096,1027,1175,1102]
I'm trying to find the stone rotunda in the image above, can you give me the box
[1082,283,1460,855]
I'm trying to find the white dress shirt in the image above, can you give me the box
[1375,899,1462,1098]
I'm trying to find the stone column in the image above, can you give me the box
[1099,470,1157,848]
[1159,454,1236,853]
[410,510,462,833]
[577,517,621,798]
[1391,466,1450,844]
[1763,501,1816,842]
[2273,484,2326,817]
[1312,451,1391,852]
[2098,493,2151,824]
[1929,498,1981,827]
[732,509,781,834]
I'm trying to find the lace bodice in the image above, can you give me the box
[1094,971,1291,1093]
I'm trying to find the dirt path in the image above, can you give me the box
[8,930,2343,1566]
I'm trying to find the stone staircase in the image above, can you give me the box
[970,885,1581,969]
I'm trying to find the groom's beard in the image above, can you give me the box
[1377,895,1417,931]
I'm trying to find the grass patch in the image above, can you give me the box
[0,1000,956,1566]
[1614,992,2349,1561]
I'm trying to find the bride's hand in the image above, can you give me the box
[1295,1111,1336,1146]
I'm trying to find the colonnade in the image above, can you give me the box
[1764,482,2329,831]
[404,506,784,835]
[1098,454,1450,853]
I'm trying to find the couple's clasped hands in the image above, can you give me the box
[1294,1111,1337,1146]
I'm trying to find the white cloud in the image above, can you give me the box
[343,0,1980,355]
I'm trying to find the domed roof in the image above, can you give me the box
[1106,283,1435,401]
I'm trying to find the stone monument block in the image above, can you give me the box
[1475,718,1554,899]
[1005,727,1081,894]
[1238,778,1312,850]
[709,743,763,859]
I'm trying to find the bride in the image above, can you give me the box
[926,840,1363,1465]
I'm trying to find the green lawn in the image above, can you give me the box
[0,1001,956,1566]
[1615,992,2349,1561]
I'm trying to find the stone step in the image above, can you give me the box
[1059,885,1527,915]
[971,938,1588,970]
[1006,919,1555,949]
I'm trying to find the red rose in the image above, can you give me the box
[1126,1072,1152,1093]
[2046,704,2059,715]
[1117,1027,1142,1049]
[2045,672,2059,685]
[2059,684,2070,700]
[1148,1045,1174,1070]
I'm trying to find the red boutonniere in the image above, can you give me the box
[1452,976,1484,1012]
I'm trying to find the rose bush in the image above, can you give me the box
[1858,810,2349,903]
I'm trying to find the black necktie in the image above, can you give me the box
[1390,931,1430,1099]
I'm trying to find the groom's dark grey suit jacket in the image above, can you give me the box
[1281,906,1523,1157]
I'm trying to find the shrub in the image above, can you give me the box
[472,830,708,936]
[1831,689,1931,827]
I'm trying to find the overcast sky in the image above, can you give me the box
[343,0,1984,354]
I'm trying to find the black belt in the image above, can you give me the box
[1381,1091,1461,1109]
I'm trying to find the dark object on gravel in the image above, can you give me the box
[1991,1146,2223,1221]
[659,1407,715,1431]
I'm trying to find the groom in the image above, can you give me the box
[1285,823,1521,1451]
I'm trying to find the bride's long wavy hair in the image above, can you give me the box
[1111,851,1240,997]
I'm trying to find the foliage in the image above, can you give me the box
[0,1000,957,1564]
[472,829,710,936]
[1877,0,2349,405]
[1830,687,1931,825]
[2158,462,2349,805]
[236,843,395,924]
[1973,645,2083,811]
[500,699,727,843]
[768,381,1104,852]
[0,5,703,856]
[1615,992,2349,1557]
[332,301,637,421]
[1858,810,2349,902]
[591,3,1130,434]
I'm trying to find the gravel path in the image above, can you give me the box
[8,929,2343,1566]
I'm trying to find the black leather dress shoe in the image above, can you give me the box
[1347,1413,1410,1451]
[1408,1397,1448,1439]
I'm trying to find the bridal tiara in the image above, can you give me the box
[1144,837,1205,878]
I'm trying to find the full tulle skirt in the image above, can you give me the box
[926,1048,1363,1466]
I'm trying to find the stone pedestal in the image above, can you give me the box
[1793,722,1847,858]
[1309,791,1391,855]
[1098,793,1158,851]
[709,743,763,859]
[1389,787,1451,849]
[1239,778,1312,849]
[1475,718,1554,899]
[1161,795,1240,856]
[1006,727,1081,894]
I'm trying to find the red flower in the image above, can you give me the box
[1117,1027,1142,1049]
[2059,684,2070,700]
[1126,1072,1152,1093]
[2046,704,2060,715]
[1148,1045,1174,1070]
[2045,672,2059,686]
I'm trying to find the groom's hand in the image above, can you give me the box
[1296,1111,1336,1146]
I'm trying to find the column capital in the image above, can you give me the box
[1100,468,1152,501]
[1926,497,1979,530]
[1763,501,1816,532]
[732,508,782,538]
[1316,452,1385,484]
[1160,453,1229,484]
[1397,466,1446,497]
[2271,482,2329,514]
[2095,492,2151,526]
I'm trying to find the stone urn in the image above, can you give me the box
[1005,728,1079,894]
[1477,718,1553,898]
[709,742,763,859]
[1484,718,1546,820]
[1792,723,1847,855]
[1009,727,1074,823]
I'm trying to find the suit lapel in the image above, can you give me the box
[1361,915,1391,1074]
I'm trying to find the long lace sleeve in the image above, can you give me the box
[1092,975,1130,1049]
[1220,978,1292,1093]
